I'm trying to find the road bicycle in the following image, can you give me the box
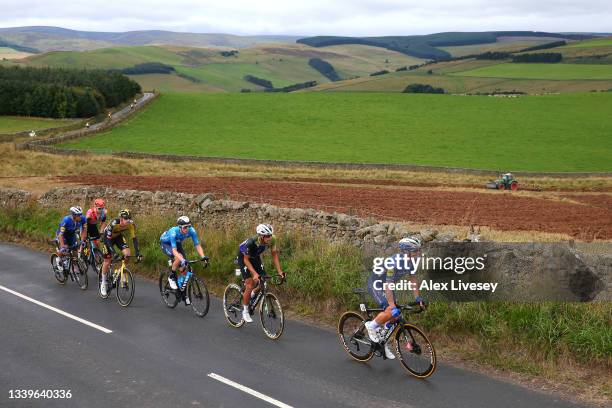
[80,237,103,275]
[50,244,88,290]
[223,273,285,340]
[98,254,138,307]
[159,259,210,317]
[338,288,436,378]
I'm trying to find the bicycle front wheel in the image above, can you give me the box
[51,254,67,285]
[338,311,374,362]
[223,284,244,328]
[188,276,210,317]
[259,293,284,340]
[116,267,135,307]
[159,270,179,308]
[395,323,436,378]
[74,257,88,290]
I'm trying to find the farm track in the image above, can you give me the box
[57,175,612,240]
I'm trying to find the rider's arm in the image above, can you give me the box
[132,237,140,257]
[195,244,205,259]
[385,269,396,308]
[271,249,284,277]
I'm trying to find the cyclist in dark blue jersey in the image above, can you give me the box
[54,206,86,269]
[236,223,285,322]
[366,236,425,359]
[160,216,208,297]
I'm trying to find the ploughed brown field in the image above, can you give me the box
[58,175,612,240]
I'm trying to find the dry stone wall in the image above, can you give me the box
[0,187,610,300]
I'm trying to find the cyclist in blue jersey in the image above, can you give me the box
[365,236,426,359]
[236,224,285,323]
[55,206,86,269]
[160,216,208,303]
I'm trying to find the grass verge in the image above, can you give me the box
[0,203,609,404]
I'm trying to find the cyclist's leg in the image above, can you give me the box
[100,237,114,278]
[240,257,264,306]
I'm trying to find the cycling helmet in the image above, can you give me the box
[94,198,105,208]
[70,206,83,216]
[119,208,131,219]
[256,223,274,236]
[399,236,422,252]
[177,216,191,226]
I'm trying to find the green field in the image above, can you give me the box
[563,37,612,48]
[59,92,612,172]
[455,63,612,80]
[0,116,78,133]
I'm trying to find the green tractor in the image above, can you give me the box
[486,173,519,191]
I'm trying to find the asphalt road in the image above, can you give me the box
[0,243,586,408]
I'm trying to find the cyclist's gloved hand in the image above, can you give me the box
[59,246,69,254]
[201,256,210,262]
[391,307,401,318]
[180,259,187,268]
[136,254,143,263]
[415,295,427,308]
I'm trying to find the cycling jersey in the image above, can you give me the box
[103,218,136,240]
[237,235,277,259]
[86,208,106,225]
[160,226,200,248]
[367,253,418,309]
[56,215,84,237]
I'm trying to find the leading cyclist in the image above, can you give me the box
[365,236,426,359]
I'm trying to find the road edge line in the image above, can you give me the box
[207,372,293,408]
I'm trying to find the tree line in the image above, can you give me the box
[0,65,141,118]
[308,58,341,81]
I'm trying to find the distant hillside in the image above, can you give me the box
[0,37,39,53]
[21,43,425,92]
[0,26,300,52]
[297,31,595,60]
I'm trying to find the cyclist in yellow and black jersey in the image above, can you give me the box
[100,209,141,297]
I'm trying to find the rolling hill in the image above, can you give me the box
[0,26,299,52]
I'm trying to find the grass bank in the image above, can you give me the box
[58,92,612,172]
[0,204,610,403]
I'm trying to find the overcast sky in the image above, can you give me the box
[1,0,610,36]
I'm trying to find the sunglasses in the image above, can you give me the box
[262,234,272,238]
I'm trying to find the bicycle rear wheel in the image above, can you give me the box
[259,293,284,340]
[337,311,374,362]
[51,254,67,285]
[116,267,135,307]
[188,276,210,317]
[223,284,244,328]
[395,323,436,378]
[159,270,179,308]
[74,257,88,290]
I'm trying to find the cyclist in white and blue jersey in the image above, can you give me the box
[365,236,425,359]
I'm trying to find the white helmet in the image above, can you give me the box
[256,223,274,236]
[70,206,83,216]
[399,236,421,252]
[177,216,191,226]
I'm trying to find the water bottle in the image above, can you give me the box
[181,271,192,291]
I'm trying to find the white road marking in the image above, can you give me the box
[0,284,113,334]
[208,373,293,408]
